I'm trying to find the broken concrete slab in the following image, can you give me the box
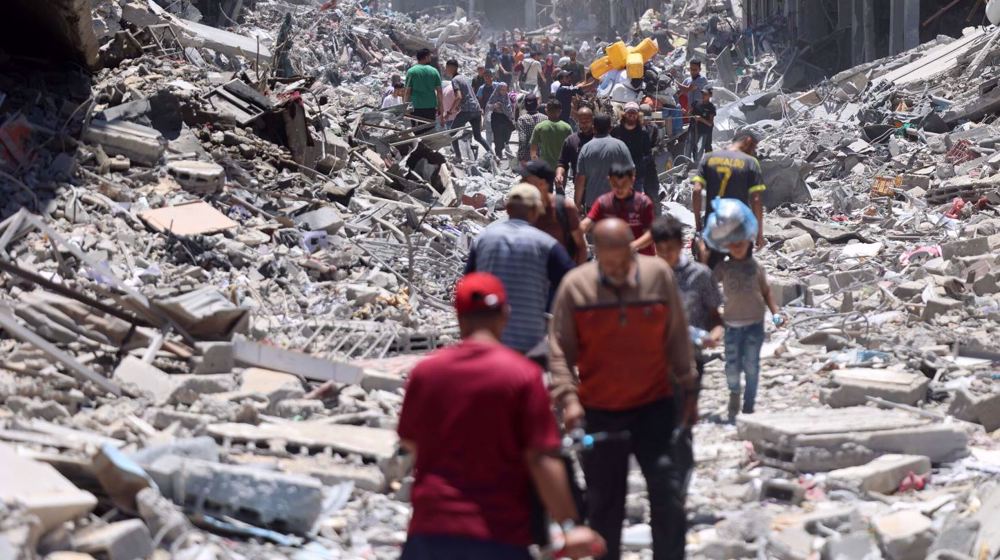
[152,287,249,341]
[82,120,167,166]
[168,374,238,405]
[738,407,967,472]
[294,206,345,235]
[820,368,930,408]
[230,453,387,493]
[207,420,398,461]
[0,443,97,537]
[139,201,239,237]
[166,160,226,195]
[874,510,935,560]
[170,17,273,63]
[948,390,1000,432]
[73,520,153,560]
[923,297,963,322]
[147,454,322,534]
[760,157,812,209]
[827,454,931,494]
[940,237,991,260]
[113,357,175,405]
[232,336,363,384]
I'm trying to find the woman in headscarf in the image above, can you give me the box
[488,82,515,157]
[540,55,556,101]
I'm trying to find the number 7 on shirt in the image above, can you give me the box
[717,166,732,197]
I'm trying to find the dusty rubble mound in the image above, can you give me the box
[0,0,496,558]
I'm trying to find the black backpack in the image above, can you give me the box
[553,193,578,261]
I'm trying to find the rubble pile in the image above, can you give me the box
[0,1,504,558]
[669,20,1000,560]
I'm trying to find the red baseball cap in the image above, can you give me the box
[454,273,507,315]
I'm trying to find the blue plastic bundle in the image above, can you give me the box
[702,198,758,252]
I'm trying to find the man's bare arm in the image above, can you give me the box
[750,191,764,247]
[525,450,578,522]
[574,175,586,208]
[692,182,704,232]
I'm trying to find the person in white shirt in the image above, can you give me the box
[521,51,544,96]
[382,81,405,109]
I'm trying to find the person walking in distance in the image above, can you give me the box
[688,87,716,161]
[398,272,605,560]
[579,162,656,256]
[574,114,633,211]
[549,218,695,560]
[611,102,658,212]
[404,48,444,125]
[517,94,547,167]
[465,183,575,353]
[652,215,723,483]
[713,236,784,421]
[444,59,492,162]
[520,160,587,265]
[691,128,767,268]
[487,82,517,158]
[555,106,595,194]
[530,99,573,170]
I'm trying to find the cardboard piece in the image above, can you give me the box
[140,201,237,236]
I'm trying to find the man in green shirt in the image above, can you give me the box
[404,48,444,125]
[530,99,573,170]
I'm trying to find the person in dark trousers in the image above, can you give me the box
[486,82,516,158]
[404,48,443,124]
[574,114,633,211]
[688,87,716,162]
[611,102,658,212]
[691,128,767,268]
[520,160,588,265]
[580,162,655,256]
[444,59,492,162]
[555,106,594,193]
[549,218,695,560]
[465,183,575,353]
[517,94,547,166]
[652,215,723,485]
[530,99,573,170]
[398,272,605,560]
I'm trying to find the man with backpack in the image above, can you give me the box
[521,160,588,265]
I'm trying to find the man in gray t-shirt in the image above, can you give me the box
[574,114,634,209]
[444,59,491,162]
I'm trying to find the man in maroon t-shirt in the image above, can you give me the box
[580,162,655,255]
[398,273,605,560]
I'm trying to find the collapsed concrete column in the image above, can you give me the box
[890,0,920,55]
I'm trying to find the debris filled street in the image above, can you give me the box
[1,0,1000,559]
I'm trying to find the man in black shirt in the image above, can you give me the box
[555,106,594,193]
[688,87,716,161]
[612,102,658,213]
[562,48,586,84]
[691,128,766,268]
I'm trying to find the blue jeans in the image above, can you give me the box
[401,535,531,560]
[724,322,764,411]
